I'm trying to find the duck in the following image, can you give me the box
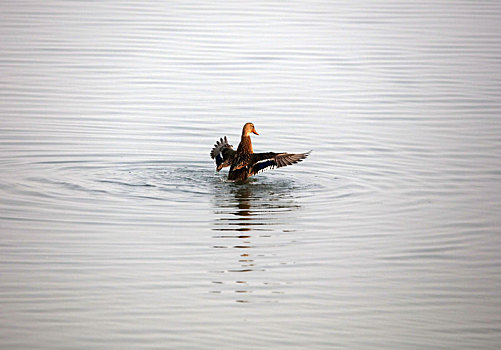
[210,122,310,181]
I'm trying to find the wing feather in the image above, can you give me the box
[210,136,235,171]
[250,151,310,175]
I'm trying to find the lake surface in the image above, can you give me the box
[1,1,501,349]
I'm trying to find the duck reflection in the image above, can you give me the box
[213,185,268,237]
[210,179,300,302]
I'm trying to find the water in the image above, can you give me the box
[1,1,501,349]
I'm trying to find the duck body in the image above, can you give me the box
[210,123,309,182]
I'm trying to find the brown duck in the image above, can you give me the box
[210,123,310,181]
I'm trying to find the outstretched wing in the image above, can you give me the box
[250,151,310,175]
[210,136,236,171]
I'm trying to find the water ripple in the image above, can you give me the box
[1,1,501,349]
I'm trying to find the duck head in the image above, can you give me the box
[242,122,259,136]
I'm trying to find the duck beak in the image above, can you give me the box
[252,128,259,135]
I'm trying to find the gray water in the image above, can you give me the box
[1,1,501,349]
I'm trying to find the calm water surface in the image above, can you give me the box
[1,1,501,349]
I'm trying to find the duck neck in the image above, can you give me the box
[238,135,253,153]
